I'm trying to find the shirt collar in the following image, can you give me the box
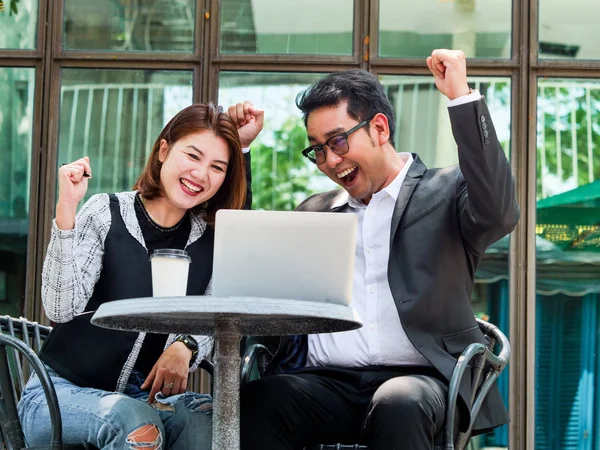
[382,152,414,202]
[347,152,414,209]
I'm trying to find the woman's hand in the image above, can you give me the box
[141,342,192,403]
[227,101,264,148]
[55,157,92,230]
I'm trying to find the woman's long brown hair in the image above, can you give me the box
[134,103,246,226]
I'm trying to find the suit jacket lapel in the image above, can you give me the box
[311,154,426,232]
[328,190,350,212]
[390,154,427,240]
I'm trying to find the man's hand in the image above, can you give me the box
[227,101,264,148]
[140,341,191,403]
[426,49,471,101]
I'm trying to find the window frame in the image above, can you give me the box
[3,1,600,448]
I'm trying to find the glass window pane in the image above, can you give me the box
[535,79,600,450]
[0,67,35,316]
[382,74,512,449]
[539,2,600,60]
[63,0,195,52]
[218,72,336,210]
[379,75,511,167]
[219,1,353,55]
[378,0,512,58]
[58,69,193,201]
[0,0,38,49]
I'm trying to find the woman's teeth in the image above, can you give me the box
[181,179,202,192]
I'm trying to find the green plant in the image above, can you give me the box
[0,0,20,15]
[250,118,326,211]
[537,84,600,196]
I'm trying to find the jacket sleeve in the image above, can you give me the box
[243,151,252,210]
[41,193,111,322]
[449,97,520,255]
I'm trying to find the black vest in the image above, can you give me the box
[40,194,213,391]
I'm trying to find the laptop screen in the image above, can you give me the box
[212,209,357,306]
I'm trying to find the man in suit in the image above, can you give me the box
[231,48,519,450]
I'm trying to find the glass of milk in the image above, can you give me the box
[149,249,191,297]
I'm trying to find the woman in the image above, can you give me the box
[18,102,263,449]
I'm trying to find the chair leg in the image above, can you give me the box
[0,343,26,450]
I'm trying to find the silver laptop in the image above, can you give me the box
[212,209,357,306]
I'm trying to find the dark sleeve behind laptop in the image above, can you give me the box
[244,152,252,210]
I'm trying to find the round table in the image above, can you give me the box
[91,296,362,450]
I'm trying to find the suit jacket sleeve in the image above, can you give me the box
[449,97,520,255]
[243,151,252,210]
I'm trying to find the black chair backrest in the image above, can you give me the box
[0,316,52,395]
[0,315,63,450]
[445,318,510,450]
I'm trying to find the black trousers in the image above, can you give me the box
[240,366,457,450]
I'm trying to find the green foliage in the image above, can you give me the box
[250,118,326,211]
[536,84,600,250]
[1,0,20,15]
[537,85,600,197]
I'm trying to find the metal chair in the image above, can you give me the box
[0,315,62,449]
[0,315,214,450]
[444,319,510,450]
[240,318,510,450]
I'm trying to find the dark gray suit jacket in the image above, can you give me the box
[266,97,519,433]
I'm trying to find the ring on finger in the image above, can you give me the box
[163,381,174,390]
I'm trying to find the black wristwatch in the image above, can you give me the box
[174,335,199,365]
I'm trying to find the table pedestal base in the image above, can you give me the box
[212,317,241,450]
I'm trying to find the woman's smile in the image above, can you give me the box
[180,178,204,195]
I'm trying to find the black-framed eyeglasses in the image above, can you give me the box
[301,116,374,165]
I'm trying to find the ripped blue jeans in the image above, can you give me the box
[18,368,212,449]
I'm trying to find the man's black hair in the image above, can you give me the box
[295,69,396,147]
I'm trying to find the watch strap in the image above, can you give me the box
[174,335,199,366]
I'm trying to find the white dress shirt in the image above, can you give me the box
[306,91,481,368]
[307,153,430,367]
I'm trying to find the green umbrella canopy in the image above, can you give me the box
[477,235,600,295]
[475,181,600,294]
[537,179,600,209]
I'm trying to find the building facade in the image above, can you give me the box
[1,0,599,448]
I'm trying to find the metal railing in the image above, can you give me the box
[57,79,600,209]
[59,83,189,200]
[538,80,599,199]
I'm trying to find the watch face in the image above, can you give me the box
[182,336,198,351]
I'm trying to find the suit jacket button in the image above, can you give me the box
[480,115,486,123]
[482,122,487,130]
[484,138,490,145]
[483,130,489,138]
